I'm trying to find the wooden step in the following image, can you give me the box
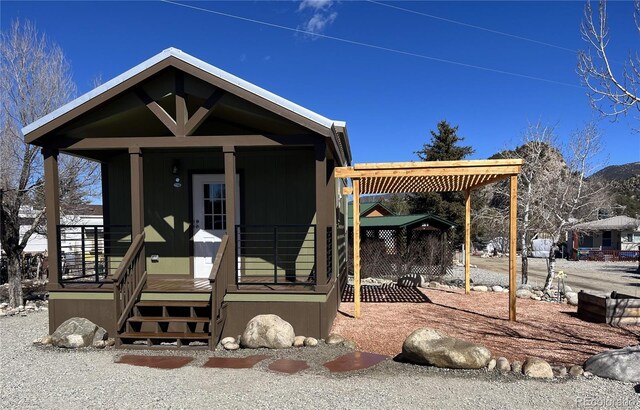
[135,300,210,308]
[127,316,210,323]
[118,332,209,340]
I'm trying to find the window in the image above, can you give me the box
[602,231,612,248]
[628,232,640,243]
[203,183,226,230]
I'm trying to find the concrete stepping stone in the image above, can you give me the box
[324,351,388,373]
[203,355,270,369]
[268,359,310,374]
[116,355,193,369]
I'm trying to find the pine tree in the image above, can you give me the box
[415,120,474,162]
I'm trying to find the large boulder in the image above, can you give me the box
[522,357,554,379]
[402,328,491,369]
[51,317,104,348]
[240,314,295,349]
[584,345,640,383]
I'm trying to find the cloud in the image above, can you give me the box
[297,0,338,35]
[298,0,334,12]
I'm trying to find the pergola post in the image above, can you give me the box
[352,178,361,319]
[224,146,237,275]
[43,148,60,285]
[464,189,471,294]
[509,175,518,321]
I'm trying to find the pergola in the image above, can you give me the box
[335,159,524,321]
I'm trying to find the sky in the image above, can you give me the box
[2,0,640,169]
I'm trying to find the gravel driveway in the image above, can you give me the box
[2,311,639,409]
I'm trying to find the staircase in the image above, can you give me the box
[117,280,211,350]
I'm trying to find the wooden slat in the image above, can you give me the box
[353,178,361,319]
[118,332,208,339]
[127,316,210,323]
[135,300,210,308]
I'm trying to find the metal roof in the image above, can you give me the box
[573,216,640,232]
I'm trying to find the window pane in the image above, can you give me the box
[204,215,212,230]
[213,199,222,214]
[204,200,212,214]
[204,184,210,199]
[214,215,223,230]
[221,184,226,199]
[212,184,222,199]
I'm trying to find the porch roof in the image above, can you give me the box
[573,216,640,232]
[347,213,456,229]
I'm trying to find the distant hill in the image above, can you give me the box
[591,162,640,218]
[590,162,640,180]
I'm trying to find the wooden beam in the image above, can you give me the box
[129,147,144,235]
[353,178,361,319]
[60,134,322,150]
[335,166,522,179]
[43,148,60,284]
[134,88,177,135]
[342,186,353,195]
[509,175,518,321]
[175,72,187,136]
[464,189,471,295]
[352,159,524,169]
[185,89,226,136]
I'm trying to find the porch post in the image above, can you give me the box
[464,189,471,295]
[224,146,236,275]
[353,178,361,319]
[129,147,144,235]
[43,148,60,284]
[509,175,518,321]
[315,142,328,285]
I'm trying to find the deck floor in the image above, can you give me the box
[144,278,211,293]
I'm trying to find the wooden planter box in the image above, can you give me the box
[577,291,640,326]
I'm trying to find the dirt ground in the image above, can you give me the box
[332,287,640,366]
[471,255,640,296]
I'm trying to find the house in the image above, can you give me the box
[569,216,640,261]
[22,48,351,348]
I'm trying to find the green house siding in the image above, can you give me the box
[106,148,316,276]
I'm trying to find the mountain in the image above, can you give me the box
[590,162,640,218]
[590,162,640,180]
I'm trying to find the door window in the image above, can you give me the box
[203,183,226,230]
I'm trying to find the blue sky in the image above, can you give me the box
[2,0,640,167]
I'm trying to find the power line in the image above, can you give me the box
[366,0,578,54]
[159,0,581,89]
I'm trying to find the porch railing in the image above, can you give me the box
[113,232,146,331]
[209,234,232,345]
[57,224,131,283]
[578,248,640,262]
[236,224,316,286]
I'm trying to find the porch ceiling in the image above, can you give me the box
[334,159,523,194]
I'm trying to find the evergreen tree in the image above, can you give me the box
[410,120,475,245]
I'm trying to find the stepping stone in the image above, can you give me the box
[203,355,270,369]
[324,351,388,373]
[268,359,310,374]
[116,355,193,369]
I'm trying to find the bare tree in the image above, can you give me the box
[578,0,640,120]
[0,20,98,307]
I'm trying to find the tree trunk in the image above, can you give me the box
[520,232,528,284]
[543,243,557,292]
[7,253,23,308]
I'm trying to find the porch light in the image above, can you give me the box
[172,160,182,188]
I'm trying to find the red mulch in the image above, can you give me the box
[331,287,640,366]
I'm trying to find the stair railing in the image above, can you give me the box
[209,234,231,345]
[113,232,146,331]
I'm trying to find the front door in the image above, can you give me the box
[192,174,239,278]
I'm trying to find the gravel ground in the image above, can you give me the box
[2,311,640,409]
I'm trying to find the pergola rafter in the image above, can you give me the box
[335,159,523,321]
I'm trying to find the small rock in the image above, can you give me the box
[93,340,106,349]
[552,365,567,377]
[304,337,318,347]
[487,358,496,371]
[511,360,522,373]
[293,336,306,347]
[569,365,584,377]
[472,285,488,292]
[224,342,240,351]
[326,333,345,345]
[532,296,542,301]
[523,357,554,379]
[565,292,578,306]
[492,286,504,292]
[0,302,8,309]
[428,281,440,289]
[105,338,116,347]
[516,289,532,299]
[17,305,25,312]
[583,371,593,378]
[220,337,236,345]
[33,335,52,345]
[563,285,573,293]
[342,339,357,349]
[496,357,510,372]
[25,304,36,311]
[517,284,532,291]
